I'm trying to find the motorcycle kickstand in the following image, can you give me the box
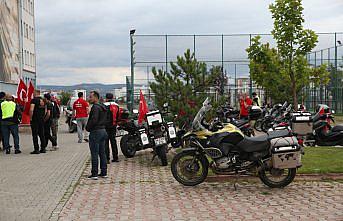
[233,171,239,191]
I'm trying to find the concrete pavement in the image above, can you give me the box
[0,122,89,221]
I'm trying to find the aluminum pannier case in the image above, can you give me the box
[291,112,313,135]
[270,136,302,169]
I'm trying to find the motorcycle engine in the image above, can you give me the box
[214,157,231,169]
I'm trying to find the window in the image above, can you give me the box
[31,1,34,15]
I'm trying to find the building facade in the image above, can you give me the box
[0,0,36,94]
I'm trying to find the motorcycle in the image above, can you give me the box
[171,98,302,188]
[305,105,343,146]
[216,105,255,137]
[65,109,77,133]
[119,109,177,166]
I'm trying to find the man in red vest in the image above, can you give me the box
[73,92,89,143]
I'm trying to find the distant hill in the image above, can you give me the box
[38,83,127,93]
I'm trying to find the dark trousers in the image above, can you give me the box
[31,120,46,151]
[89,129,107,176]
[105,127,118,161]
[1,124,20,150]
[44,120,57,147]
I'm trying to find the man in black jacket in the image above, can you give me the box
[86,91,108,180]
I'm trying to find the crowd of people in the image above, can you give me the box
[0,89,120,181]
[239,92,261,119]
[0,90,60,154]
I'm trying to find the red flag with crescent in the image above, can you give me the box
[16,79,27,106]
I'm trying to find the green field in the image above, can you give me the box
[298,147,343,174]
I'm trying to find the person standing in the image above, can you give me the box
[252,92,261,107]
[30,90,46,154]
[103,93,119,163]
[239,93,252,120]
[43,93,57,150]
[1,94,22,154]
[73,92,89,143]
[86,91,108,180]
[50,96,60,150]
[0,91,6,151]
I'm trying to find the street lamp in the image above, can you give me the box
[130,29,136,112]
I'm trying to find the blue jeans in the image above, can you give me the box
[1,124,20,150]
[89,129,107,176]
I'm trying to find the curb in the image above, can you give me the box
[206,173,343,183]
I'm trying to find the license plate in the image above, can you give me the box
[155,137,166,145]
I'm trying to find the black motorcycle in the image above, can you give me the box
[119,110,176,166]
[305,105,343,146]
[171,98,302,188]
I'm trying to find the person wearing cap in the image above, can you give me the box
[43,93,57,150]
[0,94,22,154]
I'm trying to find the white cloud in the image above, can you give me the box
[35,0,343,85]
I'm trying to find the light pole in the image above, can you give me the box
[130,29,136,112]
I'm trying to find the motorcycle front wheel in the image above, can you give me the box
[171,150,208,186]
[258,167,296,188]
[120,134,137,158]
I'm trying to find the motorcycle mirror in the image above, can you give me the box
[133,109,139,114]
[332,110,335,114]
[163,103,169,108]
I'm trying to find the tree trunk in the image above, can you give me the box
[291,80,298,111]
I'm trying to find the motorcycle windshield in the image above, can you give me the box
[192,98,212,131]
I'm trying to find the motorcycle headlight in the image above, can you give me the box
[161,125,166,132]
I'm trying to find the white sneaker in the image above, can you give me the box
[53,146,59,151]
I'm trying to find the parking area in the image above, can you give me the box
[59,150,343,221]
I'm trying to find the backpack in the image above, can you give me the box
[106,102,119,127]
[51,101,60,119]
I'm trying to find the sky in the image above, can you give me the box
[35,0,343,85]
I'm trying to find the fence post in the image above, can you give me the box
[165,35,168,72]
[193,35,196,57]
[249,34,252,97]
[130,30,135,112]
[334,32,338,111]
[221,35,224,70]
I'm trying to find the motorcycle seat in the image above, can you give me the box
[267,129,291,139]
[236,135,270,153]
[332,125,343,132]
[233,119,248,127]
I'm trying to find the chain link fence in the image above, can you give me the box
[130,32,343,113]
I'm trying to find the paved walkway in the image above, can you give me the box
[0,122,89,221]
[59,150,343,221]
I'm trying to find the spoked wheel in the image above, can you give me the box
[120,135,137,158]
[259,167,296,188]
[171,150,208,186]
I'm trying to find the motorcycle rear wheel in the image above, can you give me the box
[155,145,168,166]
[120,135,137,158]
[171,150,208,186]
[258,167,296,188]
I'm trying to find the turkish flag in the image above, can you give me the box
[138,90,149,124]
[24,81,35,115]
[16,79,27,106]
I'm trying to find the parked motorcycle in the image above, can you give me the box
[119,109,177,166]
[305,105,343,146]
[171,98,302,188]
[65,109,77,133]
[216,105,255,137]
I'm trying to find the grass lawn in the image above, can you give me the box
[298,146,343,174]
[335,115,343,124]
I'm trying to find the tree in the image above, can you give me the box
[60,91,72,106]
[150,49,225,126]
[246,0,329,108]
